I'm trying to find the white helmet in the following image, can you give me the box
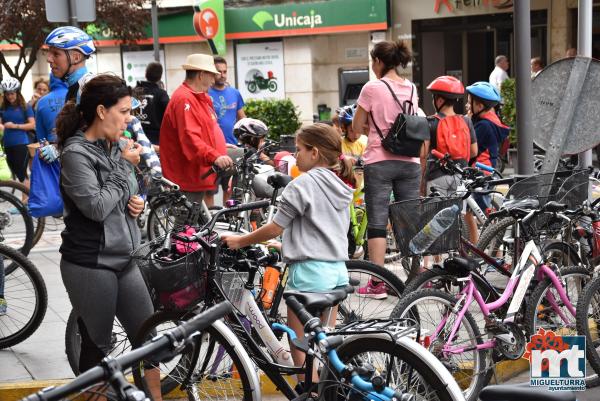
[1,77,20,92]
[233,118,269,140]
[45,26,96,56]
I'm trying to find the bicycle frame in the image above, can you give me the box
[438,239,576,355]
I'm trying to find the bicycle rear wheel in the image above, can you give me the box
[339,260,405,325]
[0,244,47,348]
[576,274,600,388]
[64,309,132,375]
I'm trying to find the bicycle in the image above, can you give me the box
[391,200,591,401]
[0,243,47,348]
[132,201,457,401]
[22,301,243,401]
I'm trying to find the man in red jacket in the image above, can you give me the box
[160,53,233,203]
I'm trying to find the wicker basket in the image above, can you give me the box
[389,196,462,256]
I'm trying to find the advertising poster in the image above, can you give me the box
[235,41,285,100]
[122,50,166,86]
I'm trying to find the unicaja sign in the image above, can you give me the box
[252,10,323,30]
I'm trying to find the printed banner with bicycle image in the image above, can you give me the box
[235,41,285,100]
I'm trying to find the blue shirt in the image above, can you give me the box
[473,119,501,168]
[208,86,244,145]
[1,104,34,147]
[36,74,68,143]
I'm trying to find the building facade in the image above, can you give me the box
[5,0,599,124]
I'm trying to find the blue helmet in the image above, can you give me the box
[338,104,356,126]
[45,26,96,56]
[466,82,501,106]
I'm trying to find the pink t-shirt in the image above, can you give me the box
[357,77,421,165]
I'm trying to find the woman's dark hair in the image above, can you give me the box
[145,62,163,83]
[370,40,412,76]
[1,91,27,113]
[56,74,132,150]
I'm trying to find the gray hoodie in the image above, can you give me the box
[273,167,353,263]
[59,131,141,271]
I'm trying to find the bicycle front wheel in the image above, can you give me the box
[320,335,459,401]
[0,190,34,256]
[0,180,45,247]
[0,244,47,348]
[391,288,488,401]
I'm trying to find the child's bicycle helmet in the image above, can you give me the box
[234,118,269,148]
[338,104,357,126]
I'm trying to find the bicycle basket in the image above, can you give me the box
[133,235,206,294]
[552,169,589,208]
[503,170,589,208]
[389,196,462,256]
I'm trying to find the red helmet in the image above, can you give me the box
[426,76,465,99]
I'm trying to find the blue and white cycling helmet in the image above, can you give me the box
[1,77,20,92]
[45,26,96,56]
[465,81,501,107]
[338,104,356,126]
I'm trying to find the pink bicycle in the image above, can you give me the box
[391,199,591,401]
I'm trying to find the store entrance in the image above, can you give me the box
[413,10,547,115]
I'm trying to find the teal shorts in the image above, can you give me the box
[286,260,349,292]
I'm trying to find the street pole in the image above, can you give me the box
[152,0,160,62]
[68,0,78,26]
[514,0,533,174]
[578,0,593,168]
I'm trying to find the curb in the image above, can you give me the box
[0,374,292,401]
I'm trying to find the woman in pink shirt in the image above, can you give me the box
[353,40,427,298]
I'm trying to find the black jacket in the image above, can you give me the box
[134,81,169,144]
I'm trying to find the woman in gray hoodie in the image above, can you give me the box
[55,74,159,396]
[222,123,355,387]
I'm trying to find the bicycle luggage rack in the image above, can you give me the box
[335,318,418,342]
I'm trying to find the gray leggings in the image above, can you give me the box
[364,160,421,238]
[61,259,154,371]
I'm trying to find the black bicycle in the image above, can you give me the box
[22,301,232,401]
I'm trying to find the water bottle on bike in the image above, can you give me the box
[409,204,460,254]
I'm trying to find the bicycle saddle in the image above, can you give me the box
[267,173,292,190]
[443,257,478,276]
[284,285,355,315]
[479,383,575,401]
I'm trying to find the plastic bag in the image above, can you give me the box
[28,151,63,217]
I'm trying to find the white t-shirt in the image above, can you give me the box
[489,66,509,91]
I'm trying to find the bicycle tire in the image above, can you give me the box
[391,288,489,401]
[0,190,35,257]
[576,275,600,388]
[320,335,458,401]
[0,244,47,348]
[340,259,405,325]
[132,309,197,396]
[132,309,257,401]
[64,310,132,375]
[0,180,45,247]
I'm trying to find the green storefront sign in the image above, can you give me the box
[89,0,387,46]
[225,0,388,38]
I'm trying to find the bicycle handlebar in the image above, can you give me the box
[475,162,495,173]
[22,301,233,401]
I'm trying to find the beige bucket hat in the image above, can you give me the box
[181,53,219,74]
